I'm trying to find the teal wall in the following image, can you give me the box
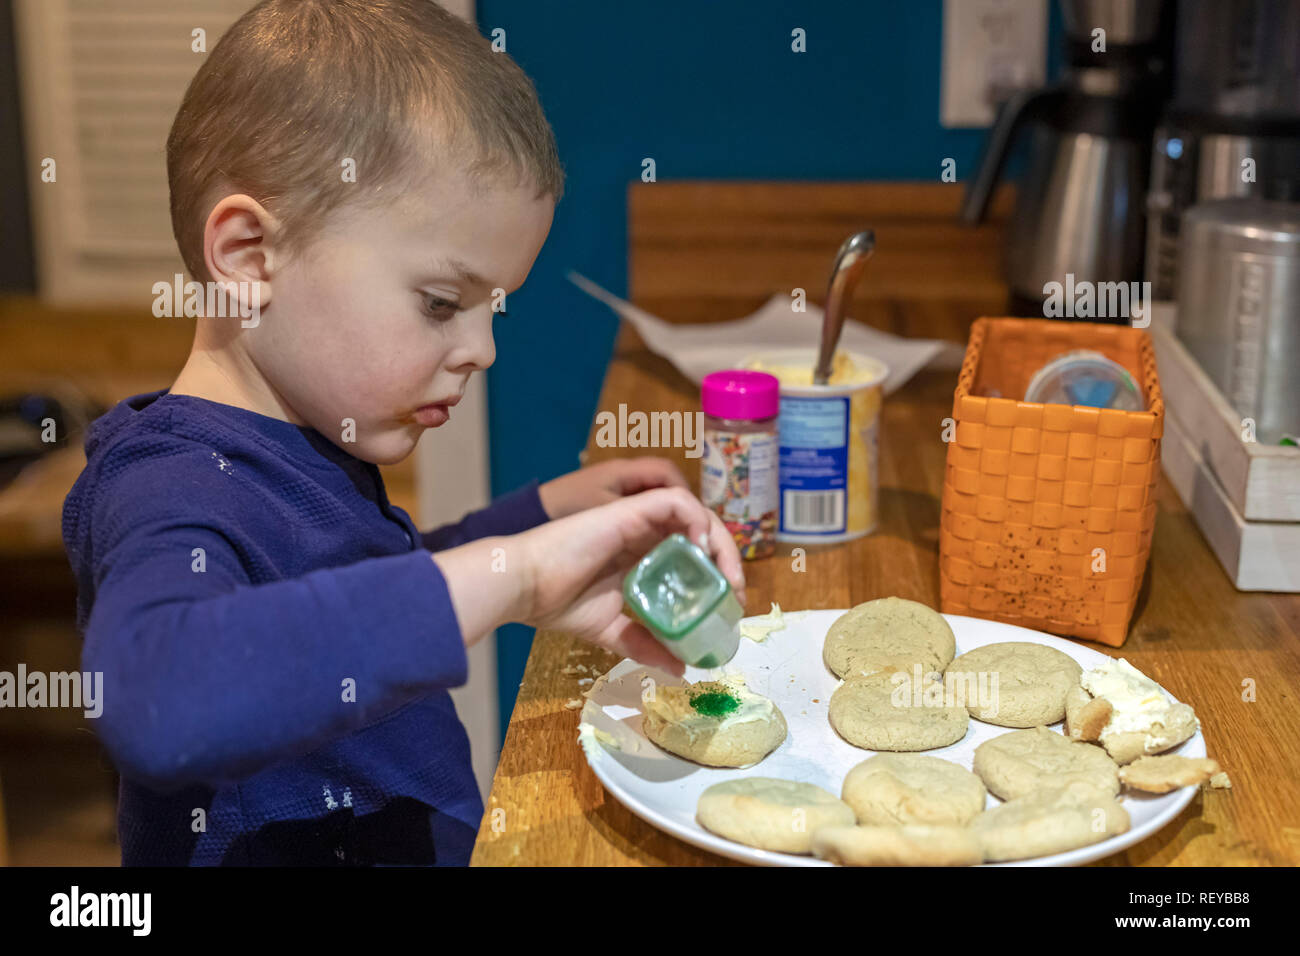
[476,0,1064,745]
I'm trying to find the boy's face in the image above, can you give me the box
[251,171,554,464]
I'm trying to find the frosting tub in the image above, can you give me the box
[742,348,888,544]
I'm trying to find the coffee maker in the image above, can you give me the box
[961,0,1173,319]
[1145,0,1300,300]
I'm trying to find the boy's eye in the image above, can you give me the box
[420,293,460,319]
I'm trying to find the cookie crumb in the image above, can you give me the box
[1209,772,1231,789]
[564,699,583,710]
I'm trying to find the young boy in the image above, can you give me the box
[62,0,744,866]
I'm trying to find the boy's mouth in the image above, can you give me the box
[410,396,460,428]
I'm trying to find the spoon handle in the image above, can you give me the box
[814,230,876,384]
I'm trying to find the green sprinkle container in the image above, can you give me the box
[622,533,743,668]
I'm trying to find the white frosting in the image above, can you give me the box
[1080,658,1188,746]
[747,352,877,386]
[576,721,621,753]
[739,602,786,642]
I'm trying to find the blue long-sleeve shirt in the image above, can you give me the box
[61,389,550,865]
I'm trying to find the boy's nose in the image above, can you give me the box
[450,308,496,371]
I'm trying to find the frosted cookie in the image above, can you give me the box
[1065,685,1113,742]
[970,781,1130,862]
[945,642,1082,728]
[822,597,956,680]
[695,777,855,854]
[641,676,786,767]
[1119,755,1222,794]
[841,754,987,826]
[1077,658,1199,765]
[828,671,968,752]
[973,726,1119,800]
[811,824,983,867]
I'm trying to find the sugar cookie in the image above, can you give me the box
[841,753,987,826]
[695,777,855,854]
[828,671,969,751]
[641,676,786,768]
[811,824,982,866]
[971,781,1129,862]
[946,642,1081,728]
[973,726,1119,800]
[822,597,956,680]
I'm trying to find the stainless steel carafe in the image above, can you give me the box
[962,0,1169,318]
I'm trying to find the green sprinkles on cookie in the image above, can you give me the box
[689,689,740,717]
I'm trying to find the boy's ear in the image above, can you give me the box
[202,194,280,309]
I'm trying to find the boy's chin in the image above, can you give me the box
[349,430,421,466]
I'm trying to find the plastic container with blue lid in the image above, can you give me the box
[1024,349,1145,410]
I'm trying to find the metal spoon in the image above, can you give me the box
[813,230,876,384]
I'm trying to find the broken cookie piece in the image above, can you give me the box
[1119,755,1222,793]
[1064,685,1113,742]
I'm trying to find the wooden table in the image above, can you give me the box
[470,183,1300,866]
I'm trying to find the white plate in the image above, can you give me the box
[577,611,1205,866]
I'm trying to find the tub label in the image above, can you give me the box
[778,395,849,534]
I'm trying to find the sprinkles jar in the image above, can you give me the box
[700,370,780,560]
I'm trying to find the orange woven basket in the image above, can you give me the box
[938,318,1163,647]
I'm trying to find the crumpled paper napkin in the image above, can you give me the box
[567,271,962,396]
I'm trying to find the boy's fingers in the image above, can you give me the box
[645,457,688,488]
[617,457,688,494]
[622,486,712,542]
[592,491,746,667]
[703,510,746,604]
[618,487,746,601]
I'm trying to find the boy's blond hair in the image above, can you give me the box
[167,0,564,283]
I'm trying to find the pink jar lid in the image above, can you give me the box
[701,370,780,421]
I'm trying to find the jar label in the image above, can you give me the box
[701,428,778,556]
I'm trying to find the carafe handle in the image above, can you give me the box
[960,87,1061,225]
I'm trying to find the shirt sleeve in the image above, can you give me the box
[81,472,470,794]
[420,478,551,552]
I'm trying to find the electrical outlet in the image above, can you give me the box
[941,0,1047,128]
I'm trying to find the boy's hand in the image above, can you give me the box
[537,457,688,520]
[518,486,744,676]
